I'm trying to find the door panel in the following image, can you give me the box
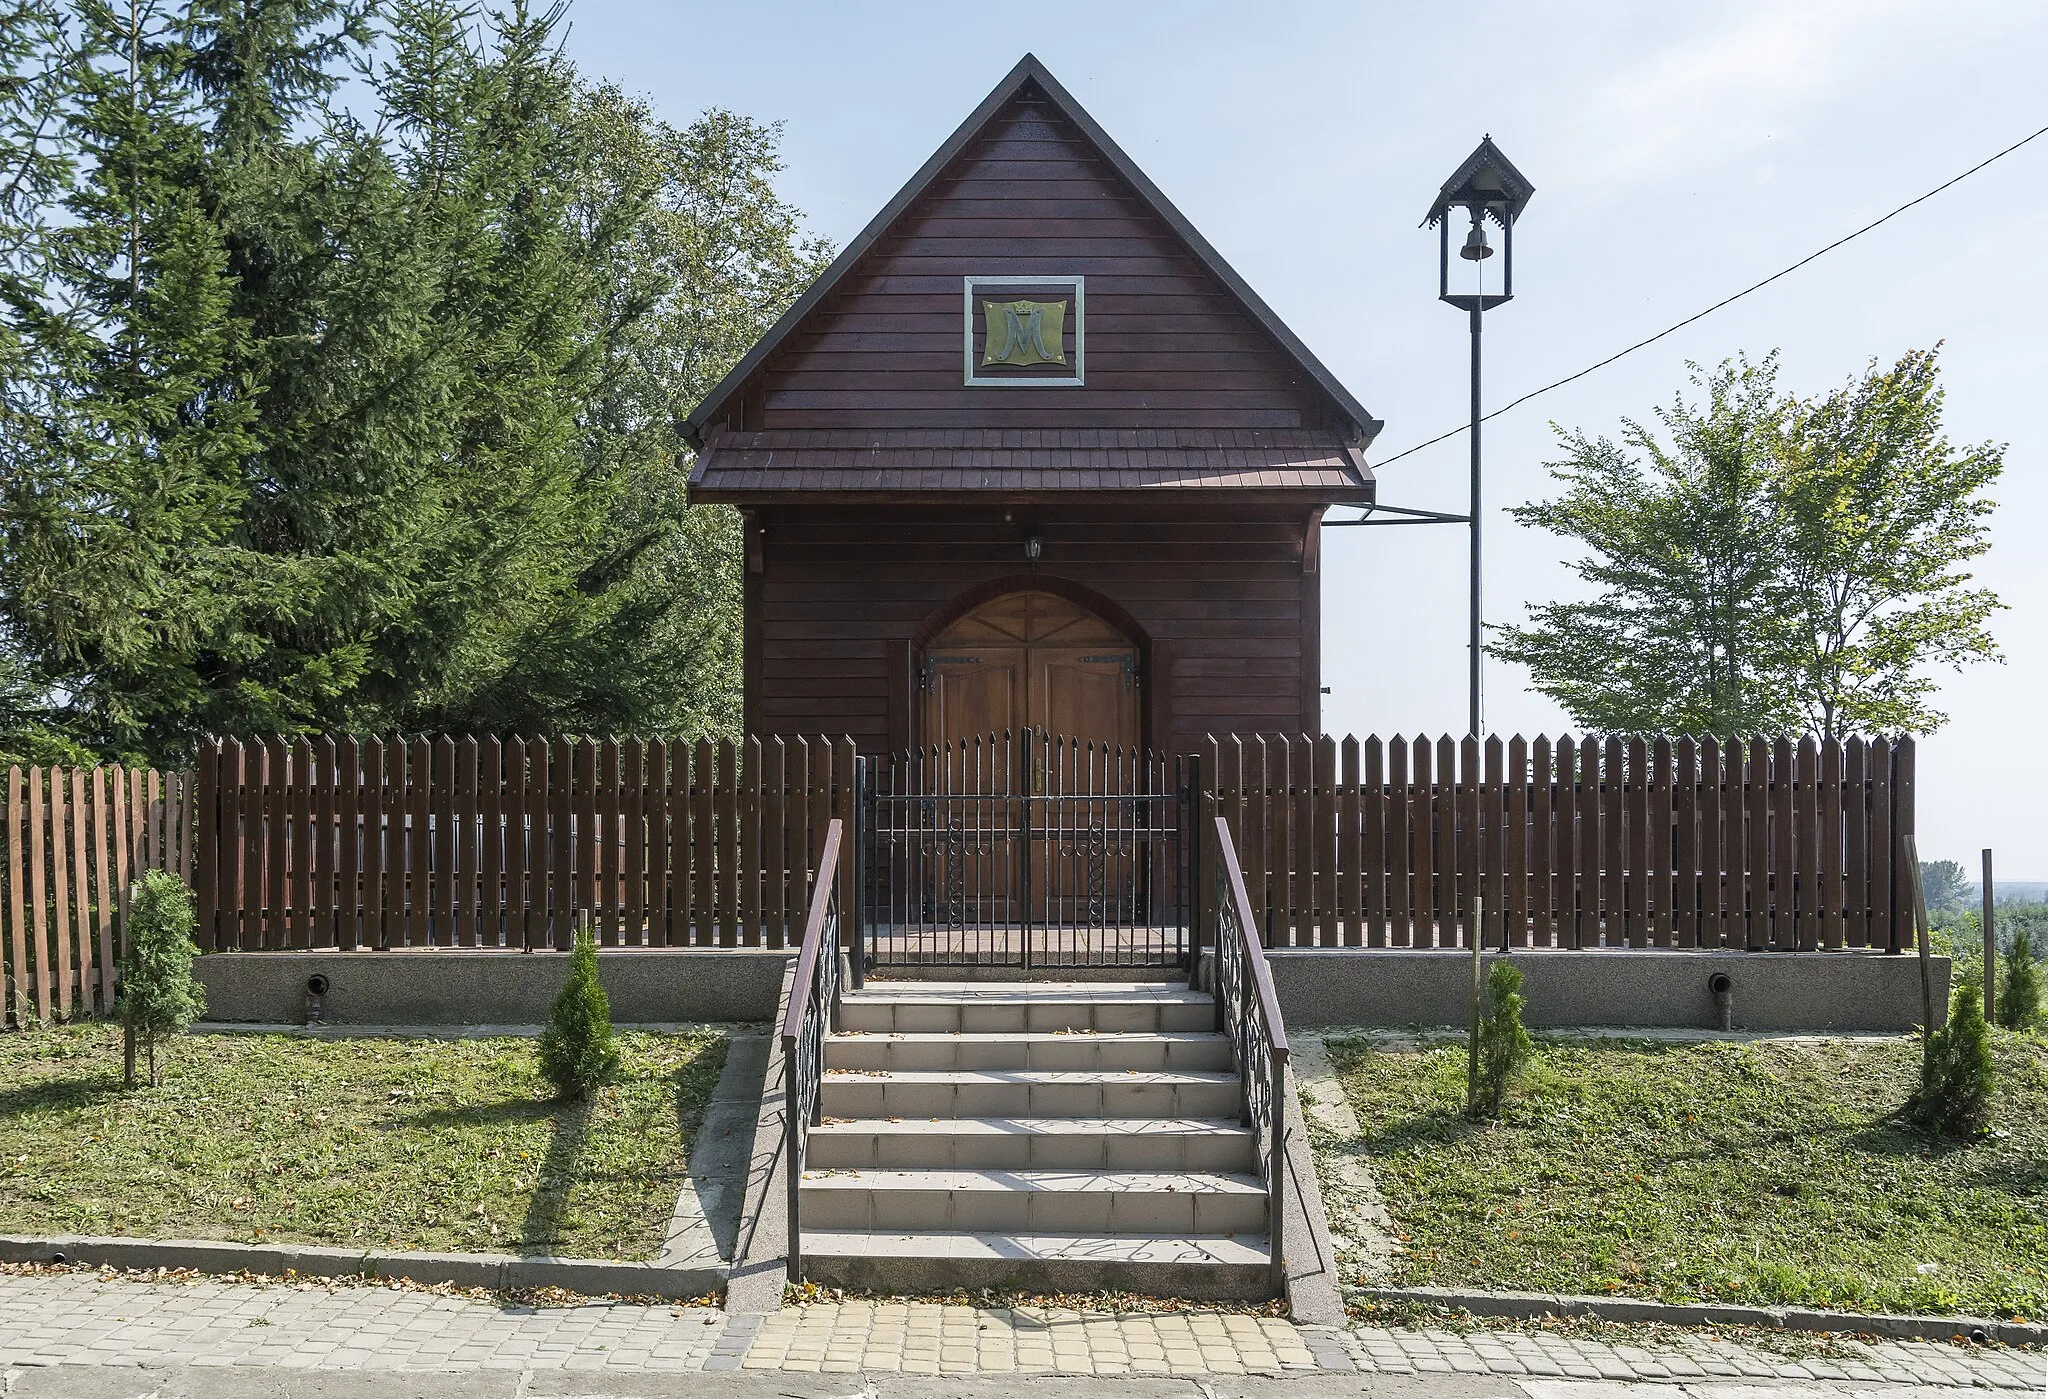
[1033,648,1136,770]
[924,650,1022,777]
[920,650,1022,922]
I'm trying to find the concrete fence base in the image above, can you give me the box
[1268,948,1946,1033]
[195,950,790,1026]
[194,946,1946,1035]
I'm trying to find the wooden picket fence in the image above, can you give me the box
[2,765,193,1025]
[1,727,1924,1026]
[1200,733,1917,951]
[189,735,857,951]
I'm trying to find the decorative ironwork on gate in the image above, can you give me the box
[856,730,1192,970]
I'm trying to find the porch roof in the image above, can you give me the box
[687,426,1374,504]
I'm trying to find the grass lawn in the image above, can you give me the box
[0,1026,727,1260]
[1326,1031,2048,1319]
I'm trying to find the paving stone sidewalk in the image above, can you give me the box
[0,1270,727,1374]
[1,1269,2043,1389]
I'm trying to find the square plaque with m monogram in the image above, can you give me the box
[963,274,1084,386]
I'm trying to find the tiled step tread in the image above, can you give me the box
[848,981,1204,999]
[800,1230,1270,1265]
[803,1168,1263,1194]
[798,1169,1267,1234]
[840,985,1213,1034]
[807,1115,1256,1170]
[819,1068,1242,1121]
[825,1031,1231,1072]
[815,1115,1247,1135]
[823,1068,1236,1084]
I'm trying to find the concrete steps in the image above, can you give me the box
[826,1031,1234,1073]
[799,981,1268,1298]
[807,1116,1256,1171]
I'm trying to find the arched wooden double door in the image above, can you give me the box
[921,591,1138,764]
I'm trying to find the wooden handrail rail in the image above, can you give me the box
[780,819,844,1048]
[1213,816,1288,1064]
[1210,815,1289,1299]
[781,817,844,1284]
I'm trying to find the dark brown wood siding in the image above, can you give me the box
[749,506,1317,758]
[731,90,1335,435]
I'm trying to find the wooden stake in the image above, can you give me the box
[1981,848,1996,1026]
[1905,837,1934,1050]
[1467,896,1485,1118]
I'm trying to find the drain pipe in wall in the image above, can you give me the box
[1708,972,1734,1032]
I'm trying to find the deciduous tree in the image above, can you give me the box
[1493,350,2002,736]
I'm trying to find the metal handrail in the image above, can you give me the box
[780,817,844,1283]
[1210,815,1290,1298]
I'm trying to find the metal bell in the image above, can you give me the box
[1459,215,1493,261]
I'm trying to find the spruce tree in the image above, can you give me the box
[1910,982,1995,1138]
[1471,961,1533,1119]
[2000,927,2044,1031]
[4,0,263,758]
[539,921,620,1099]
[119,869,207,1085]
[0,0,825,760]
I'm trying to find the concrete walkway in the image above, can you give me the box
[0,1268,2040,1392]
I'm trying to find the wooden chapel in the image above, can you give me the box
[682,55,1381,763]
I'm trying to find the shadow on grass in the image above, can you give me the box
[405,1098,557,1130]
[1349,1104,1494,1157]
[1845,1112,1983,1162]
[0,1073,126,1119]
[397,1092,598,1254]
[519,1096,594,1254]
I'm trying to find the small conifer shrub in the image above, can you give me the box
[1910,982,1995,1138]
[119,870,207,1087]
[1997,926,2044,1031]
[1471,961,1533,1119]
[539,922,620,1099]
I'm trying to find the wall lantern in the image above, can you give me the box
[1024,535,1043,562]
[1422,135,1534,738]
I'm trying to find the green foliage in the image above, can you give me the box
[1470,961,1533,1119]
[1918,859,1970,911]
[1999,926,2044,1031]
[539,924,620,1100]
[1327,1034,2048,1317]
[1910,982,1995,1138]
[118,870,206,1087]
[0,1025,725,1258]
[0,0,825,762]
[1492,349,2002,737]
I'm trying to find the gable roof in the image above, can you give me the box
[679,54,1381,474]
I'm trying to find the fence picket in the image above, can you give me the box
[740,737,762,948]
[1796,735,1820,952]
[1338,736,1360,946]
[1674,738,1698,948]
[1504,736,1527,948]
[1458,736,1479,948]
[60,768,84,1013]
[5,770,25,1021]
[1530,736,1553,946]
[290,738,313,949]
[89,767,115,1008]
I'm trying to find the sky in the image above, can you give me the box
[559,0,2047,877]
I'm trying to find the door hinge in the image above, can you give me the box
[922,654,980,690]
[1078,654,1138,691]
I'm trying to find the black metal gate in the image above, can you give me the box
[856,730,1192,970]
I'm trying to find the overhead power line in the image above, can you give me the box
[1368,119,2048,472]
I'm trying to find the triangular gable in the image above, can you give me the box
[681,55,1380,496]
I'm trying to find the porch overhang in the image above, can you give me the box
[686,426,1376,507]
